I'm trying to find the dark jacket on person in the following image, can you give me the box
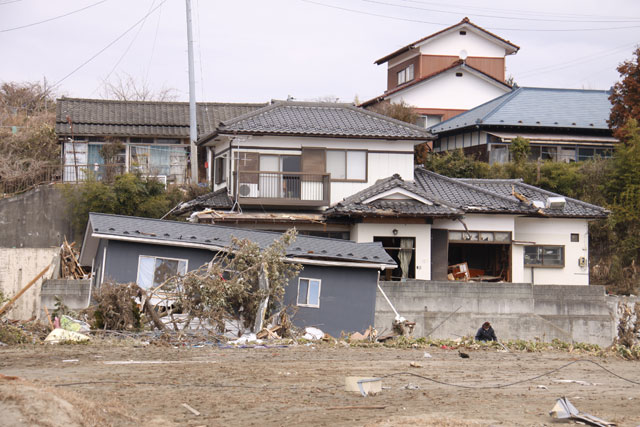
[475,326,497,342]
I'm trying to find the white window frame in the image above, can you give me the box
[397,64,414,85]
[297,277,321,308]
[136,255,189,289]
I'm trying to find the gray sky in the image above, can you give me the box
[2,0,640,103]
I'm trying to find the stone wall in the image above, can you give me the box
[376,281,615,346]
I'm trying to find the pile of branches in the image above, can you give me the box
[164,229,301,333]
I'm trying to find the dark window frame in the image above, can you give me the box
[524,245,565,268]
[325,149,368,183]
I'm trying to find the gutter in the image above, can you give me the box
[91,233,394,270]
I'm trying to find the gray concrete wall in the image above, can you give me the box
[40,279,91,320]
[0,248,59,320]
[0,184,74,248]
[376,280,616,346]
[282,265,378,337]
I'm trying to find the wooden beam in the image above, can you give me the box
[0,265,51,317]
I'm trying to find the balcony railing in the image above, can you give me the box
[234,171,330,207]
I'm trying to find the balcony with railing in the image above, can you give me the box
[234,171,330,207]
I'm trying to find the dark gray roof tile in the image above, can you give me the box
[207,101,433,141]
[88,213,397,266]
[55,98,268,138]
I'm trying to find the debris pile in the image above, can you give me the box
[60,238,85,279]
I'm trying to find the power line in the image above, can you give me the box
[101,0,158,85]
[145,0,164,83]
[0,0,23,5]
[364,0,640,23]
[397,0,640,21]
[0,0,109,33]
[299,0,640,32]
[50,0,167,91]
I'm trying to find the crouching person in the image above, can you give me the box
[475,321,497,342]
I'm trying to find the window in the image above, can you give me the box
[297,278,321,307]
[524,246,564,267]
[571,233,579,242]
[326,150,366,181]
[137,256,188,289]
[215,156,226,184]
[416,115,443,128]
[397,64,414,85]
[448,231,511,243]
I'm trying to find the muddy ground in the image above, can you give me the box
[1,342,639,426]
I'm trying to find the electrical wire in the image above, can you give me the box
[0,0,109,33]
[299,0,640,32]
[0,0,23,5]
[363,0,640,23]
[397,0,640,20]
[101,0,158,86]
[145,0,163,83]
[377,359,640,389]
[49,0,167,92]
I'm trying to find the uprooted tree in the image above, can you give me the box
[169,229,302,333]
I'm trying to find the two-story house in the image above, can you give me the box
[187,100,433,236]
[361,17,518,126]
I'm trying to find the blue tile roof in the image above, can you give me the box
[430,87,612,134]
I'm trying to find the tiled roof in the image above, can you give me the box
[55,98,267,138]
[456,178,609,218]
[360,61,511,108]
[326,174,461,217]
[374,17,519,65]
[415,168,608,218]
[85,213,397,267]
[172,188,233,215]
[429,87,613,133]
[201,100,433,141]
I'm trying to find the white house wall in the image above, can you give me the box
[213,135,416,205]
[387,69,509,110]
[418,29,508,58]
[514,217,589,285]
[350,223,431,280]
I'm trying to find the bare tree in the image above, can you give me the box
[100,73,178,102]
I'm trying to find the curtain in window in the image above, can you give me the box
[398,238,414,279]
[137,256,155,289]
[150,146,170,176]
[346,151,366,180]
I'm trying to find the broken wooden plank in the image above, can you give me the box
[326,405,386,410]
[182,403,201,416]
[0,265,51,317]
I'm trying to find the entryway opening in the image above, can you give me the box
[374,236,416,281]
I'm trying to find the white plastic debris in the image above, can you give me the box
[45,328,90,343]
[423,352,432,358]
[303,327,324,340]
[229,333,262,345]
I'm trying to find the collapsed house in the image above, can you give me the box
[78,212,396,336]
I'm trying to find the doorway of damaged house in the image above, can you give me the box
[447,230,511,282]
[374,236,416,281]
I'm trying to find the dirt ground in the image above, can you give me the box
[1,342,639,427]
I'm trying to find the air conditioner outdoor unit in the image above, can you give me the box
[238,183,259,198]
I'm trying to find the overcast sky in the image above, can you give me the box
[2,0,640,104]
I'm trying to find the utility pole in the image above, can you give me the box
[185,0,198,184]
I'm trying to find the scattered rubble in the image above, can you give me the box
[549,396,616,427]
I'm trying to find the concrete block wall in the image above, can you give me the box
[0,185,74,248]
[0,248,59,320]
[376,280,615,346]
[40,279,92,319]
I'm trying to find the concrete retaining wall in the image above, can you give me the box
[40,279,91,319]
[376,280,616,346]
[0,184,74,248]
[0,248,59,320]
